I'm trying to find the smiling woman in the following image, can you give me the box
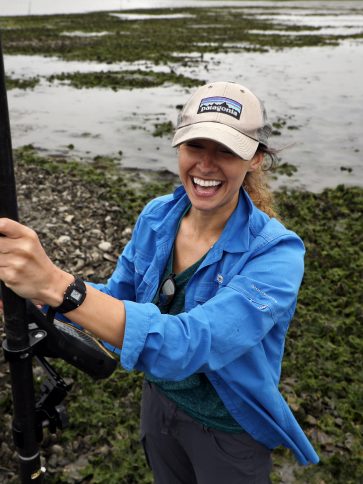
[174,82,278,217]
[177,139,262,215]
[0,80,319,483]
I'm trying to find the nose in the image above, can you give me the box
[197,149,217,172]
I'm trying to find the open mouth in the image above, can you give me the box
[191,176,223,196]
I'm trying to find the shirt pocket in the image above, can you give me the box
[134,251,158,301]
[193,281,219,304]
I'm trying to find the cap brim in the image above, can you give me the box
[171,122,259,161]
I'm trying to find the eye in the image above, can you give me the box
[219,147,234,156]
[185,141,203,150]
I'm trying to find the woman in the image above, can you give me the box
[0,81,319,483]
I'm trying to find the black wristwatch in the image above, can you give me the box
[53,277,87,314]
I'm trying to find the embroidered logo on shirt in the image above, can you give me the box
[197,97,242,120]
[252,284,277,303]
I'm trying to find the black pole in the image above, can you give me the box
[0,36,44,482]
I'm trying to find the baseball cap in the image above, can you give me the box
[172,81,271,160]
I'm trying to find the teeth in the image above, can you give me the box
[193,177,222,187]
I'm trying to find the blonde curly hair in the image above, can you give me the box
[243,145,279,219]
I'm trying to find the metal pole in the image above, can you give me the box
[0,35,44,483]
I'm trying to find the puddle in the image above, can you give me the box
[60,31,111,37]
[243,8,363,37]
[5,39,363,193]
[110,13,195,21]
[256,12,363,31]
[4,55,170,78]
[249,28,363,37]
[260,14,363,28]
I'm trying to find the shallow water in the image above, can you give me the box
[6,38,362,192]
[0,0,361,16]
[3,0,363,192]
[251,10,363,36]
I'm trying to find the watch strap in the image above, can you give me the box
[53,277,87,314]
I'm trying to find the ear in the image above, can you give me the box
[247,151,264,172]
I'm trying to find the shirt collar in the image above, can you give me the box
[146,185,190,241]
[148,185,253,253]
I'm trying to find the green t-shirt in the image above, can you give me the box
[147,243,243,433]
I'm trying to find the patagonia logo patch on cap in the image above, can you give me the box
[197,96,242,120]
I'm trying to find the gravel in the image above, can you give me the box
[0,160,133,482]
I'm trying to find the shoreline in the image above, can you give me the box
[2,5,362,192]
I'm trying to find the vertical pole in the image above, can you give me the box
[0,35,44,483]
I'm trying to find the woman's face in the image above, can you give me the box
[178,139,262,216]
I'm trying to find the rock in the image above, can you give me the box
[0,159,134,481]
[63,455,89,481]
[57,205,69,213]
[64,214,74,223]
[90,251,102,262]
[56,235,71,245]
[98,241,112,252]
[103,253,117,262]
[305,415,318,425]
[50,444,64,456]
[121,227,132,238]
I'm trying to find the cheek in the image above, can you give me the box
[223,163,248,184]
[237,168,249,183]
[226,173,248,196]
[178,155,194,179]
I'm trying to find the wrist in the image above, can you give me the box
[42,269,75,308]
[52,277,87,314]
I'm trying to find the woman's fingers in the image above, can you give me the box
[0,217,33,239]
[0,218,63,303]
[0,219,40,268]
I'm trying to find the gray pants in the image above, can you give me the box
[140,381,272,484]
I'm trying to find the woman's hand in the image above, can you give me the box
[0,218,73,306]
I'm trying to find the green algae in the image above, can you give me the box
[272,161,298,177]
[0,8,346,69]
[273,185,363,483]
[0,7,357,90]
[48,69,203,90]
[152,120,174,137]
[9,147,363,483]
[5,75,39,90]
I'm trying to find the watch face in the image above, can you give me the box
[70,288,83,302]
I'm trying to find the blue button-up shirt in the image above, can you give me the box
[91,185,319,465]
